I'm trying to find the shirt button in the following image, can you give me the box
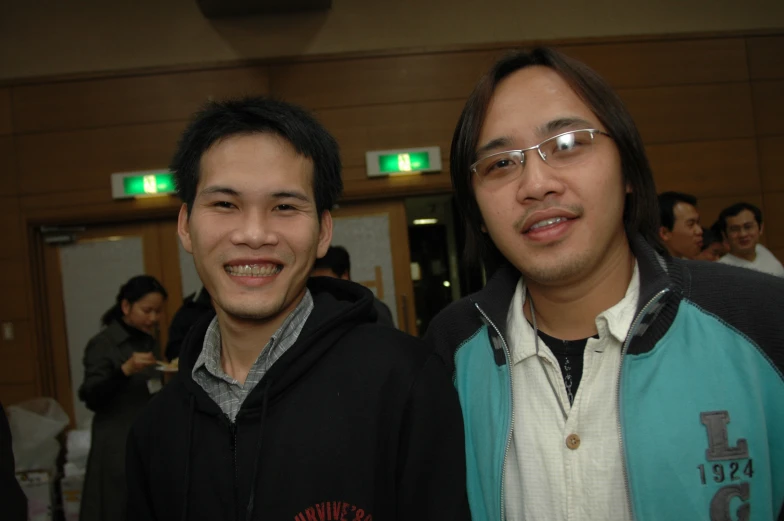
[566,433,581,450]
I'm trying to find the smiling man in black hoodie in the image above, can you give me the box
[125,97,468,521]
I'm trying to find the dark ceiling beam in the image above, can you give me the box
[196,0,332,18]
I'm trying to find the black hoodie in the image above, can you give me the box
[126,277,470,521]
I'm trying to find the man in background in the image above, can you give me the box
[311,245,395,327]
[718,202,784,276]
[658,191,703,259]
[694,224,727,262]
[165,286,213,361]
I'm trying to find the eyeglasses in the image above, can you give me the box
[727,222,758,235]
[470,129,612,186]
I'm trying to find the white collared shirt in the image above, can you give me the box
[718,244,784,277]
[503,264,640,521]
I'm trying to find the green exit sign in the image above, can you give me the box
[366,146,441,178]
[111,171,176,199]
[378,152,430,174]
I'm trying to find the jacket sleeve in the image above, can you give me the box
[396,353,470,520]
[126,421,157,521]
[0,403,27,521]
[78,336,128,412]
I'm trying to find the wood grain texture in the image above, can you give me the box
[271,50,502,110]
[647,139,760,198]
[16,121,187,195]
[751,80,784,137]
[0,321,35,384]
[0,259,29,320]
[0,89,10,135]
[0,137,18,197]
[316,100,463,168]
[761,191,784,249]
[0,383,38,405]
[758,136,784,192]
[619,83,755,144]
[0,197,23,260]
[559,37,748,89]
[746,36,784,80]
[12,66,270,134]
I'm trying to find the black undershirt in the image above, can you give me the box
[535,329,598,404]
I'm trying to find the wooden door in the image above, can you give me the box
[41,220,182,427]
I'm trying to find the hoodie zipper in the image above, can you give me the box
[229,418,239,521]
[617,288,669,521]
[474,303,514,521]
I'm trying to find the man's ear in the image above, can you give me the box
[759,222,765,236]
[178,203,193,254]
[317,210,334,259]
[659,226,671,243]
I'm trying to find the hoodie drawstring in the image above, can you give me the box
[181,395,195,521]
[245,378,273,521]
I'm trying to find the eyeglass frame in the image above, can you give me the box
[469,128,612,177]
[726,221,760,236]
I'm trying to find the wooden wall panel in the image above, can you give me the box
[0,383,38,405]
[647,139,760,198]
[13,66,270,134]
[0,197,22,260]
[16,121,186,195]
[698,194,764,231]
[762,191,784,249]
[271,50,500,110]
[342,167,453,201]
[758,136,784,192]
[751,80,784,137]
[0,89,11,135]
[619,83,755,144]
[559,38,748,89]
[316,100,463,168]
[0,321,35,384]
[746,36,784,80]
[0,259,29,320]
[0,136,17,196]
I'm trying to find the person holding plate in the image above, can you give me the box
[78,275,167,521]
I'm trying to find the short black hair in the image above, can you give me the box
[101,275,168,326]
[312,246,351,278]
[658,191,698,231]
[717,202,763,234]
[709,220,725,241]
[450,48,662,269]
[700,226,723,251]
[170,96,343,218]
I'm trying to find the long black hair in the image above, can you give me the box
[450,47,663,270]
[100,275,168,326]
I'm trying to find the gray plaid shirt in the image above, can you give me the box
[192,290,314,422]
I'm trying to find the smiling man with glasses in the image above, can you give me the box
[425,48,784,521]
[717,202,784,276]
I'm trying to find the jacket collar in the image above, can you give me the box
[471,234,677,341]
[104,319,131,345]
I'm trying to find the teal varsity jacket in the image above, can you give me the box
[425,236,784,521]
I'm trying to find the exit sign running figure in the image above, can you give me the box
[111,171,177,199]
[365,147,441,178]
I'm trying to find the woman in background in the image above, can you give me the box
[78,275,167,521]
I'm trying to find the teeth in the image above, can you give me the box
[529,217,568,231]
[225,264,281,277]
